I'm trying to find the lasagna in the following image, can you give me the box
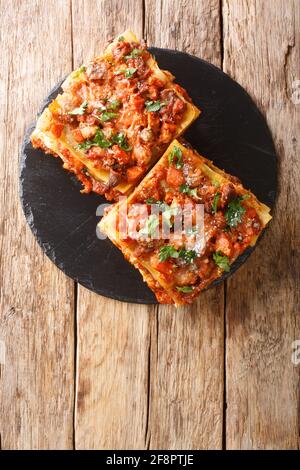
[31,30,200,201]
[99,139,272,306]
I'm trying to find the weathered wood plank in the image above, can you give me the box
[71,0,153,450]
[223,0,300,449]
[0,0,74,449]
[145,0,224,450]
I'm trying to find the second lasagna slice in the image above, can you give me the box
[31,30,200,201]
[99,139,272,306]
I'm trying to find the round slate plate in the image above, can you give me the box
[20,48,277,304]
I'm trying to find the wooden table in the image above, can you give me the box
[0,0,299,450]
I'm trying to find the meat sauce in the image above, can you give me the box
[49,39,189,199]
[121,145,262,302]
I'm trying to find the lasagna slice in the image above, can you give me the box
[31,30,200,201]
[99,139,272,306]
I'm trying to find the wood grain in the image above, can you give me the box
[144,0,224,450]
[223,0,300,449]
[0,0,74,449]
[71,0,154,450]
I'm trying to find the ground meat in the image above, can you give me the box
[173,265,199,286]
[220,183,237,208]
[112,41,132,61]
[86,60,108,80]
[106,169,122,189]
[133,239,163,257]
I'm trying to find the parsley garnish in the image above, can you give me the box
[111,132,131,151]
[124,67,137,78]
[213,251,230,272]
[125,48,143,59]
[68,101,88,115]
[178,249,197,263]
[118,36,125,42]
[78,128,112,150]
[168,146,183,169]
[73,65,86,78]
[145,197,157,205]
[224,196,247,227]
[212,192,220,214]
[139,214,159,238]
[107,99,121,110]
[162,206,178,228]
[176,286,194,293]
[159,246,180,262]
[114,69,124,75]
[100,111,118,122]
[145,100,166,112]
[179,184,198,198]
[158,246,197,263]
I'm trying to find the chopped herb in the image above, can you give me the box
[176,286,194,293]
[159,245,180,262]
[125,48,143,59]
[114,69,124,75]
[162,206,178,228]
[139,214,159,238]
[212,192,220,214]
[118,36,125,41]
[107,99,121,110]
[213,251,230,272]
[168,146,183,169]
[185,226,199,236]
[124,67,137,78]
[111,132,131,151]
[145,197,157,205]
[179,184,198,198]
[78,128,112,150]
[178,249,197,263]
[73,65,86,78]
[145,100,166,112]
[100,111,118,122]
[224,196,246,227]
[68,101,88,116]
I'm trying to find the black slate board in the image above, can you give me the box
[20,48,277,304]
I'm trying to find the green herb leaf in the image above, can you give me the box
[145,197,156,205]
[100,111,118,122]
[124,67,137,78]
[145,100,166,112]
[178,249,197,263]
[179,184,198,198]
[159,245,180,262]
[212,192,220,214]
[224,197,246,227]
[68,101,88,116]
[125,48,143,59]
[176,286,194,293]
[213,251,230,272]
[107,99,121,110]
[78,128,112,150]
[118,36,125,42]
[111,132,131,151]
[139,214,159,238]
[185,226,199,236]
[168,146,183,169]
[162,206,178,228]
[114,69,124,75]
